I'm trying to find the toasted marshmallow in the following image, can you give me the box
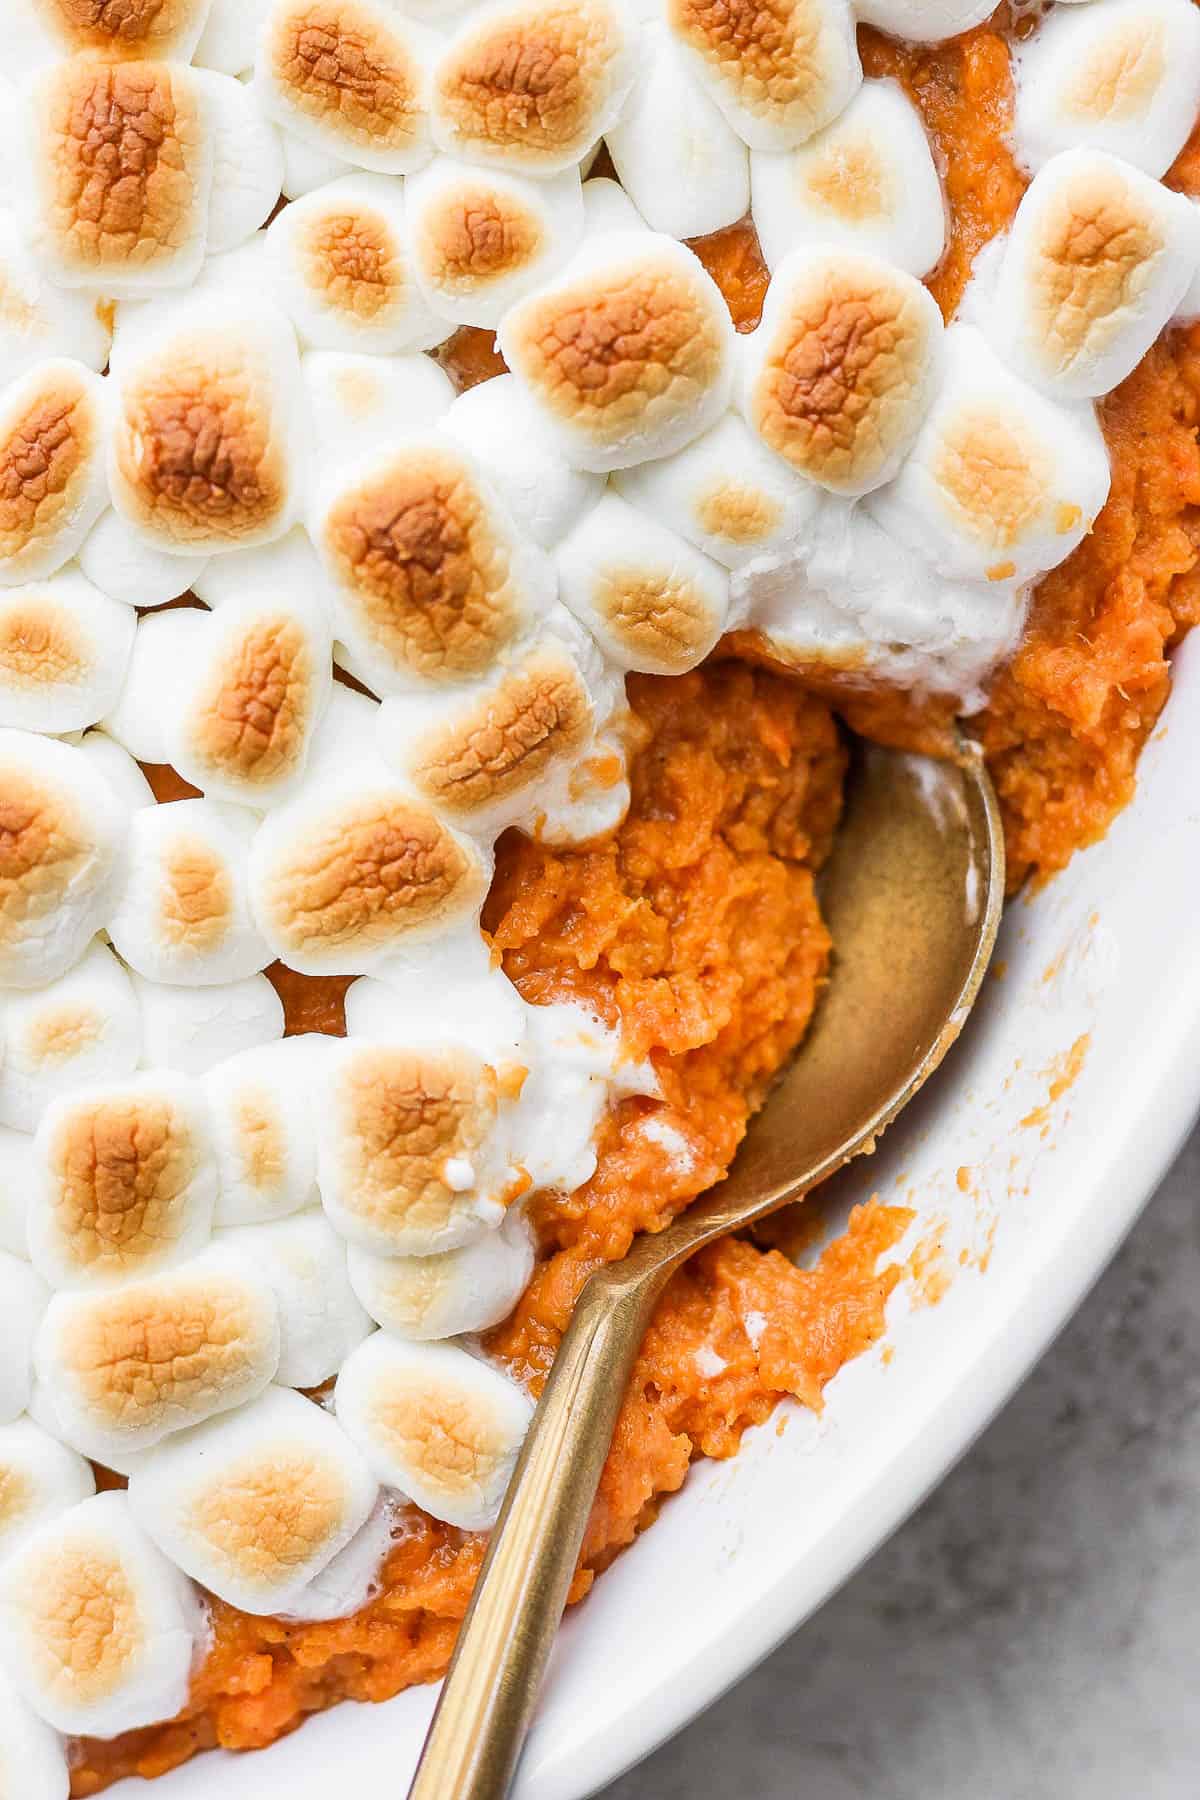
[22,60,214,296]
[29,1070,217,1290]
[257,0,437,175]
[0,571,135,735]
[0,939,141,1134]
[35,1243,279,1459]
[0,210,112,391]
[303,351,455,490]
[432,0,634,175]
[221,1212,373,1386]
[1013,0,1200,180]
[318,1038,526,1255]
[133,970,285,1076]
[614,410,822,570]
[196,0,273,75]
[16,0,213,62]
[268,175,450,354]
[280,1490,395,1621]
[108,801,270,987]
[852,0,996,40]
[171,585,334,810]
[313,434,555,694]
[0,1417,95,1566]
[0,1490,201,1737]
[250,761,490,975]
[0,1127,32,1256]
[666,0,858,153]
[280,129,354,201]
[194,69,285,256]
[128,1384,376,1612]
[80,510,210,611]
[0,1254,48,1422]
[500,231,735,473]
[347,1209,534,1340]
[109,297,305,555]
[741,246,943,496]
[375,628,612,833]
[984,148,1200,402]
[557,492,730,673]
[606,25,749,239]
[335,1335,532,1529]
[0,1666,70,1800]
[205,1037,323,1226]
[102,607,206,766]
[0,730,125,991]
[442,375,603,549]
[0,361,109,587]
[76,730,155,823]
[751,77,945,277]
[868,324,1111,587]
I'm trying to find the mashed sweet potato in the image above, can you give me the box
[73,14,1200,1792]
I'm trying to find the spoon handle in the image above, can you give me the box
[407,1264,668,1800]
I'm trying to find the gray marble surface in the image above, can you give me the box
[602,1119,1200,1800]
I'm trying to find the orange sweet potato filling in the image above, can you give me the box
[74,15,1200,1791]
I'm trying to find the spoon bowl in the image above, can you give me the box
[409,737,1005,1800]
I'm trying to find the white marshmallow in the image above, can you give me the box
[221,1211,373,1386]
[579,175,647,237]
[0,730,126,991]
[499,230,736,473]
[441,374,604,549]
[557,492,731,673]
[302,350,456,481]
[34,1243,280,1460]
[194,69,285,256]
[29,1070,217,1291]
[301,680,383,784]
[79,510,211,612]
[257,0,438,176]
[0,1667,70,1800]
[196,0,273,75]
[0,570,135,735]
[852,0,996,40]
[740,245,944,496]
[280,1491,396,1621]
[108,801,271,987]
[1013,0,1200,179]
[206,1036,325,1226]
[336,1334,533,1529]
[0,361,109,587]
[606,24,749,240]
[431,0,635,175]
[108,295,307,556]
[406,158,584,328]
[311,431,556,696]
[347,1209,534,1340]
[103,608,207,766]
[0,940,141,1134]
[868,324,1112,586]
[0,1416,95,1566]
[0,1490,202,1737]
[317,1034,526,1255]
[0,209,112,391]
[342,957,527,1059]
[280,130,355,201]
[268,175,451,354]
[615,410,823,571]
[751,77,945,277]
[667,0,859,152]
[133,971,285,1076]
[0,1126,32,1256]
[22,61,215,296]
[985,147,1200,401]
[0,1254,48,1422]
[128,1384,377,1614]
[76,730,155,823]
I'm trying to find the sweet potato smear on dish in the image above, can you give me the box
[69,19,1200,1795]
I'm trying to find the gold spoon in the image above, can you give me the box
[408,737,1005,1800]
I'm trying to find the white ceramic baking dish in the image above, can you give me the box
[117,630,1200,1799]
